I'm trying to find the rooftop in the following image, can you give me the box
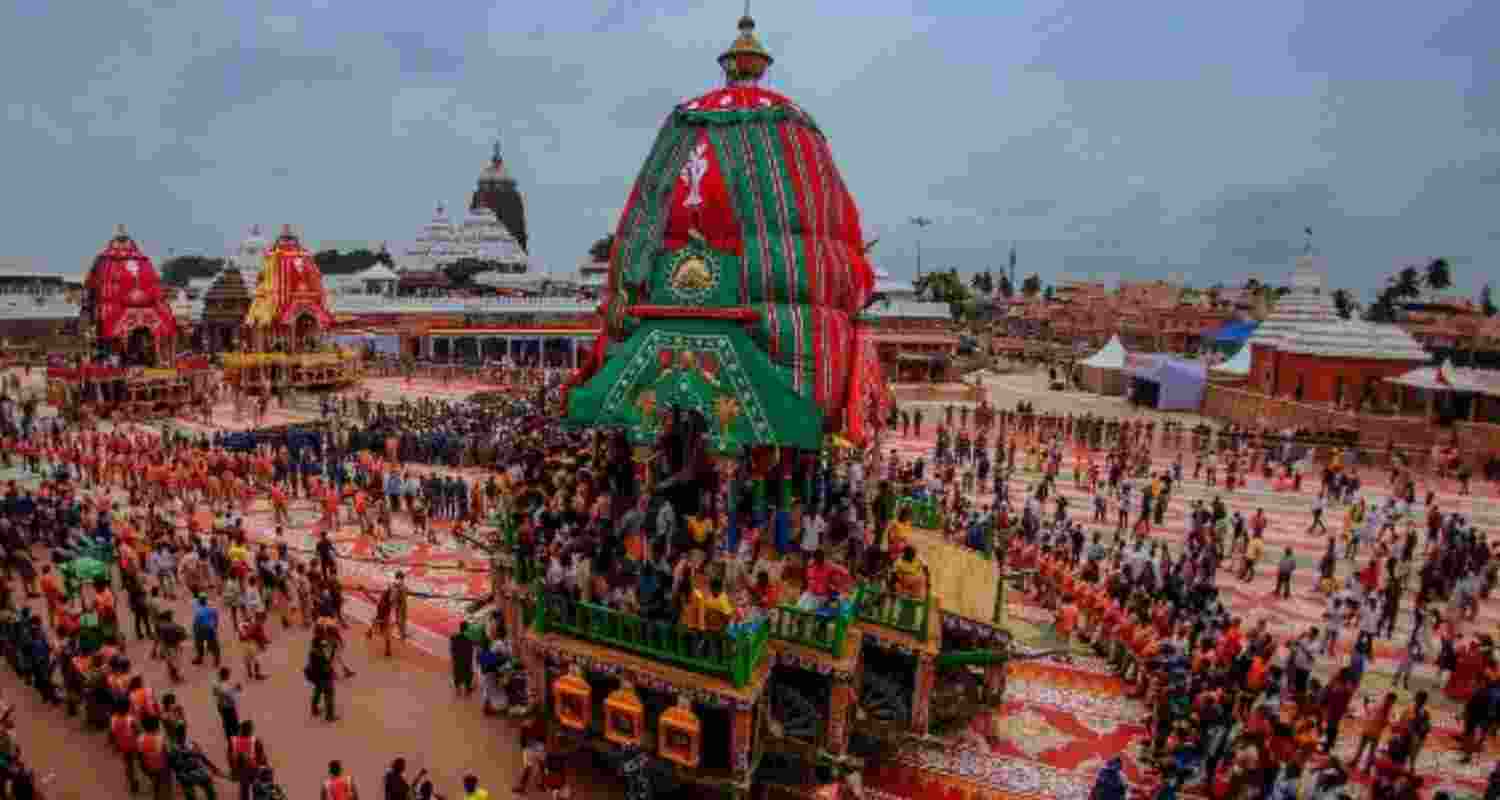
[1247,254,1428,361]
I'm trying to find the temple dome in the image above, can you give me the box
[400,199,526,272]
[83,224,179,342]
[566,12,890,446]
[478,141,513,184]
[245,225,333,329]
[231,224,270,287]
[1249,253,1428,361]
[471,141,528,252]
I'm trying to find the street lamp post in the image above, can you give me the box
[909,216,932,279]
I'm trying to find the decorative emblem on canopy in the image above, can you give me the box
[667,238,719,305]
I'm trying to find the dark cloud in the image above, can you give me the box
[1004,197,1058,218]
[609,87,680,130]
[150,140,219,178]
[1195,183,1344,268]
[162,45,353,134]
[591,0,637,33]
[385,31,464,75]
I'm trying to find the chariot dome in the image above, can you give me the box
[82,225,179,363]
[565,13,891,451]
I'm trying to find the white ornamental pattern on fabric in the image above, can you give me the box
[680,141,709,210]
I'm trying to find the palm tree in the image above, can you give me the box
[1424,257,1453,292]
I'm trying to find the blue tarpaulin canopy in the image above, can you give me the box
[1209,320,1258,355]
[1212,320,1258,345]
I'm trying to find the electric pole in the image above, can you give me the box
[910,216,932,279]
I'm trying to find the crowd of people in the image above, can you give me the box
[907,401,1500,799]
[5,357,1500,800]
[0,381,545,800]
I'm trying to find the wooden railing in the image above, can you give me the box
[856,583,931,640]
[764,588,862,656]
[532,587,770,688]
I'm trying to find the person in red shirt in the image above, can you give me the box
[137,715,172,800]
[111,702,141,794]
[799,550,836,610]
[240,610,272,680]
[322,760,358,800]
[752,571,780,610]
[230,720,269,800]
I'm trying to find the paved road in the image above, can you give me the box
[0,576,532,800]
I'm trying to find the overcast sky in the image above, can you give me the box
[2,0,1496,301]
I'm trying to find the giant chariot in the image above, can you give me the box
[220,225,362,395]
[47,225,214,419]
[486,15,1038,800]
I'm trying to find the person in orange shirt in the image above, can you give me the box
[1291,711,1321,767]
[38,565,65,629]
[128,675,160,720]
[1055,598,1079,662]
[320,486,339,531]
[1352,691,1397,771]
[270,484,288,526]
[93,577,118,633]
[353,490,370,537]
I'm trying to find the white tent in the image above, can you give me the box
[1210,343,1252,379]
[1079,334,1129,395]
[1081,335,1128,369]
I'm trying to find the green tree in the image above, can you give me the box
[914,270,971,305]
[1424,257,1453,291]
[314,249,341,273]
[588,234,615,262]
[1331,288,1355,319]
[1043,285,1055,301]
[443,258,503,288]
[1395,266,1423,299]
[1481,283,1497,317]
[159,255,226,287]
[1021,273,1042,298]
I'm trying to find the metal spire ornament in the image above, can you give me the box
[719,4,772,85]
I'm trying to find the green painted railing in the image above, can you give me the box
[856,582,931,640]
[531,586,770,688]
[897,496,944,530]
[765,587,863,656]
